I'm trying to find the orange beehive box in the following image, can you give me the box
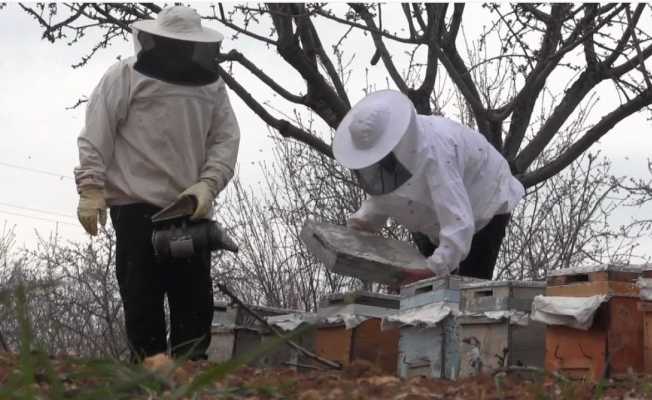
[314,291,400,374]
[638,268,652,373]
[544,265,643,381]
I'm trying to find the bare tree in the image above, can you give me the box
[17,2,652,264]
[215,135,365,311]
[18,3,652,181]
[497,151,648,280]
[0,230,127,358]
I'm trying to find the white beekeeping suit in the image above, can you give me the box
[74,6,240,234]
[333,90,524,277]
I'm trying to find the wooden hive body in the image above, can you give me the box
[314,291,400,374]
[397,276,479,380]
[457,280,546,378]
[230,304,311,369]
[543,264,644,381]
[207,302,237,362]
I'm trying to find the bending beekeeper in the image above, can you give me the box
[333,90,524,283]
[74,6,240,360]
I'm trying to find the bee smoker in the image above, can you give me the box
[151,196,238,259]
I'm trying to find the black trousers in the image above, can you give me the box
[110,203,213,361]
[413,213,511,280]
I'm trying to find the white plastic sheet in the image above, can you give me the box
[638,278,652,301]
[482,310,530,326]
[530,294,607,330]
[382,302,454,330]
[265,313,314,332]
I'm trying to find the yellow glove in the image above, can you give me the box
[77,187,107,236]
[179,181,215,221]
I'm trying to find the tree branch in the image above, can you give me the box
[220,50,306,104]
[205,4,277,46]
[517,4,551,23]
[19,3,88,42]
[603,4,644,66]
[269,4,348,128]
[313,7,420,44]
[515,69,603,171]
[215,63,333,158]
[294,5,350,108]
[348,3,409,93]
[216,281,341,370]
[412,4,427,33]
[521,88,652,187]
[445,3,464,45]
[626,6,652,90]
[414,4,445,107]
[401,3,417,39]
[503,4,568,160]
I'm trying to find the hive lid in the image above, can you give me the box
[321,290,400,309]
[547,264,645,277]
[459,280,546,290]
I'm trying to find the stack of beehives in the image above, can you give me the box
[531,264,645,382]
[380,276,546,379]
[312,291,401,374]
[208,302,314,369]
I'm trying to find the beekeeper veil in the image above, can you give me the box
[131,6,224,85]
[333,90,420,195]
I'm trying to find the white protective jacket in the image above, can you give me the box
[74,57,240,209]
[351,115,525,275]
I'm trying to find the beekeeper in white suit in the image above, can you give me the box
[333,90,524,283]
[74,6,240,361]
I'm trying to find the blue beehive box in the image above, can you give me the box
[396,276,485,379]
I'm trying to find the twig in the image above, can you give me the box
[282,361,325,371]
[492,365,570,383]
[0,328,9,352]
[215,282,342,370]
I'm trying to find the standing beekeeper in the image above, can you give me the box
[333,90,524,283]
[74,6,240,360]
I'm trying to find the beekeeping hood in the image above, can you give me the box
[131,6,224,85]
[333,90,420,195]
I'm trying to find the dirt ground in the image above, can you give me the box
[2,352,652,399]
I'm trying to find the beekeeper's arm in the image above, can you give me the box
[74,62,130,234]
[424,157,475,276]
[348,197,388,233]
[181,78,240,220]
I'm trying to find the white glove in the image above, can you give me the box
[77,187,107,236]
[426,252,455,277]
[178,181,215,221]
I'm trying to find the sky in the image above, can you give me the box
[0,3,651,259]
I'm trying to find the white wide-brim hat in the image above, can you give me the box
[131,6,224,43]
[333,90,417,170]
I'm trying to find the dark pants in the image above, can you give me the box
[413,213,511,280]
[110,203,213,361]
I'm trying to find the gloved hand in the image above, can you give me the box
[347,217,380,233]
[179,181,215,221]
[426,252,455,277]
[77,187,107,236]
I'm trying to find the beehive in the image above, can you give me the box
[314,291,400,374]
[641,267,652,374]
[207,302,237,362]
[543,264,643,381]
[457,280,546,378]
[231,304,312,368]
[396,276,484,379]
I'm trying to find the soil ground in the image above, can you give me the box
[1,353,651,399]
